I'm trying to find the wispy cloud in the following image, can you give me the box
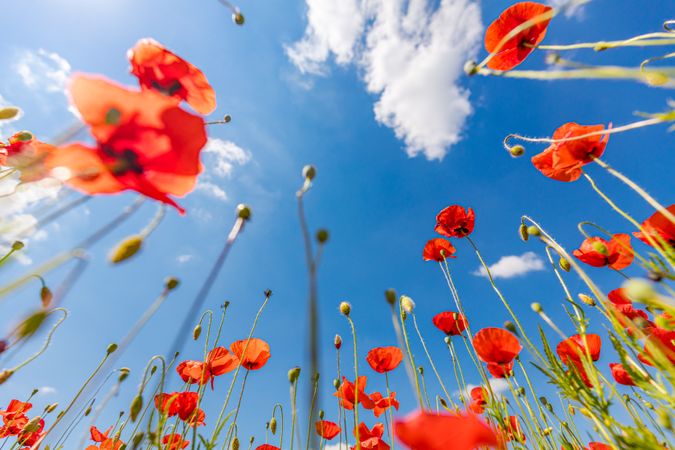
[196,181,228,201]
[38,386,57,395]
[14,49,71,93]
[286,0,483,160]
[176,254,194,264]
[204,138,252,178]
[472,252,545,279]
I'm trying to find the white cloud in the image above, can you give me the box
[460,378,510,399]
[196,181,228,201]
[286,0,483,160]
[472,252,545,279]
[204,138,251,178]
[14,49,71,93]
[38,386,57,395]
[176,254,194,264]
[548,0,589,18]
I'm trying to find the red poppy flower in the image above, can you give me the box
[366,346,403,373]
[572,234,634,270]
[395,410,499,450]
[334,376,375,410]
[423,238,457,262]
[370,391,400,418]
[87,426,124,450]
[46,75,207,214]
[484,2,553,70]
[644,327,675,364]
[0,400,31,438]
[432,311,468,336]
[353,423,389,450]
[256,445,281,450]
[634,205,675,249]
[469,386,488,414]
[154,392,204,426]
[434,205,475,238]
[161,433,190,450]
[556,334,602,365]
[503,416,526,443]
[531,123,608,182]
[566,360,595,387]
[315,420,341,440]
[609,363,636,386]
[18,418,44,447]
[586,443,612,450]
[128,39,216,115]
[473,328,522,377]
[611,303,649,328]
[230,338,271,370]
[607,288,631,306]
[0,131,56,182]
[177,346,238,387]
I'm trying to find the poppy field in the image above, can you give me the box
[0,1,674,449]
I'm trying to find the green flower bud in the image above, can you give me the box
[165,277,180,290]
[339,302,351,316]
[385,289,397,305]
[509,145,525,158]
[302,165,316,181]
[288,367,301,383]
[109,235,143,264]
[526,226,540,237]
[531,302,543,314]
[236,204,252,220]
[519,224,529,241]
[130,395,143,422]
[316,229,329,244]
[559,257,571,272]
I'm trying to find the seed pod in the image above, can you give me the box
[11,241,25,251]
[232,436,240,450]
[333,378,341,390]
[503,321,518,335]
[236,204,252,220]
[107,343,119,355]
[193,324,202,340]
[509,145,525,158]
[319,410,325,419]
[109,235,143,264]
[270,417,277,435]
[130,395,143,422]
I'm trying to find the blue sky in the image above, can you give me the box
[0,0,673,447]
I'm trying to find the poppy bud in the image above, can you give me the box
[578,294,595,306]
[531,302,543,314]
[333,378,341,389]
[236,203,252,220]
[0,340,7,354]
[443,336,452,345]
[233,12,245,25]
[249,436,255,444]
[623,279,655,304]
[519,224,529,241]
[130,395,143,422]
[84,405,92,416]
[400,295,415,313]
[559,257,571,272]
[568,405,575,416]
[302,165,316,181]
[132,432,145,449]
[23,416,43,433]
[193,324,202,340]
[150,366,158,375]
[165,277,180,290]
[57,411,65,420]
[40,286,53,308]
[223,114,232,123]
[288,366,301,383]
[107,343,119,355]
[319,409,325,419]
[0,106,21,120]
[11,241,24,251]
[118,367,130,382]
[17,310,48,339]
[232,437,240,450]
[109,235,144,264]
[526,226,540,237]
[543,427,552,436]
[334,334,342,350]
[339,301,351,316]
[270,417,277,434]
[503,321,518,335]
[417,366,424,375]
[439,397,448,408]
[46,403,58,413]
[463,60,478,76]
[385,289,397,305]
[316,229,329,244]
[509,145,525,158]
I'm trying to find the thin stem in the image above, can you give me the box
[411,313,452,404]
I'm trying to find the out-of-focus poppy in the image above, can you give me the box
[469,386,488,414]
[503,416,526,443]
[434,205,475,238]
[609,363,636,386]
[353,422,389,450]
[472,328,522,377]
[315,420,341,440]
[0,131,55,182]
[47,75,207,214]
[129,39,216,115]
[423,238,457,262]
[432,312,468,336]
[370,391,400,418]
[531,123,608,182]
[161,433,190,450]
[0,400,32,437]
[484,2,553,70]
[18,418,44,448]
[556,334,602,365]
[230,338,271,370]
[334,376,375,410]
[586,443,613,450]
[607,288,631,306]
[572,234,633,270]
[644,327,675,364]
[366,346,403,373]
[634,205,675,249]
[395,410,499,450]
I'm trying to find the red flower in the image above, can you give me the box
[586,443,612,450]
[484,2,553,70]
[607,288,631,306]
[572,234,634,270]
[129,39,216,115]
[556,334,602,365]
[366,346,403,373]
[423,238,457,262]
[434,205,475,238]
[87,426,124,450]
[353,423,389,450]
[0,131,55,182]
[469,387,488,414]
[395,410,499,450]
[18,418,45,447]
[154,392,204,427]
[315,420,341,440]
[472,328,522,377]
[503,416,526,443]
[47,75,207,214]
[531,123,608,182]
[609,363,636,386]
[334,376,375,410]
[0,400,31,438]
[161,433,190,450]
[256,446,281,450]
[370,391,400,418]
[230,338,271,370]
[644,327,675,364]
[177,346,238,387]
[633,205,675,249]
[432,311,468,336]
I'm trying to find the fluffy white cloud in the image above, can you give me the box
[287,0,483,159]
[204,138,251,178]
[473,251,545,279]
[38,386,57,395]
[196,181,228,201]
[548,0,589,18]
[14,49,71,93]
